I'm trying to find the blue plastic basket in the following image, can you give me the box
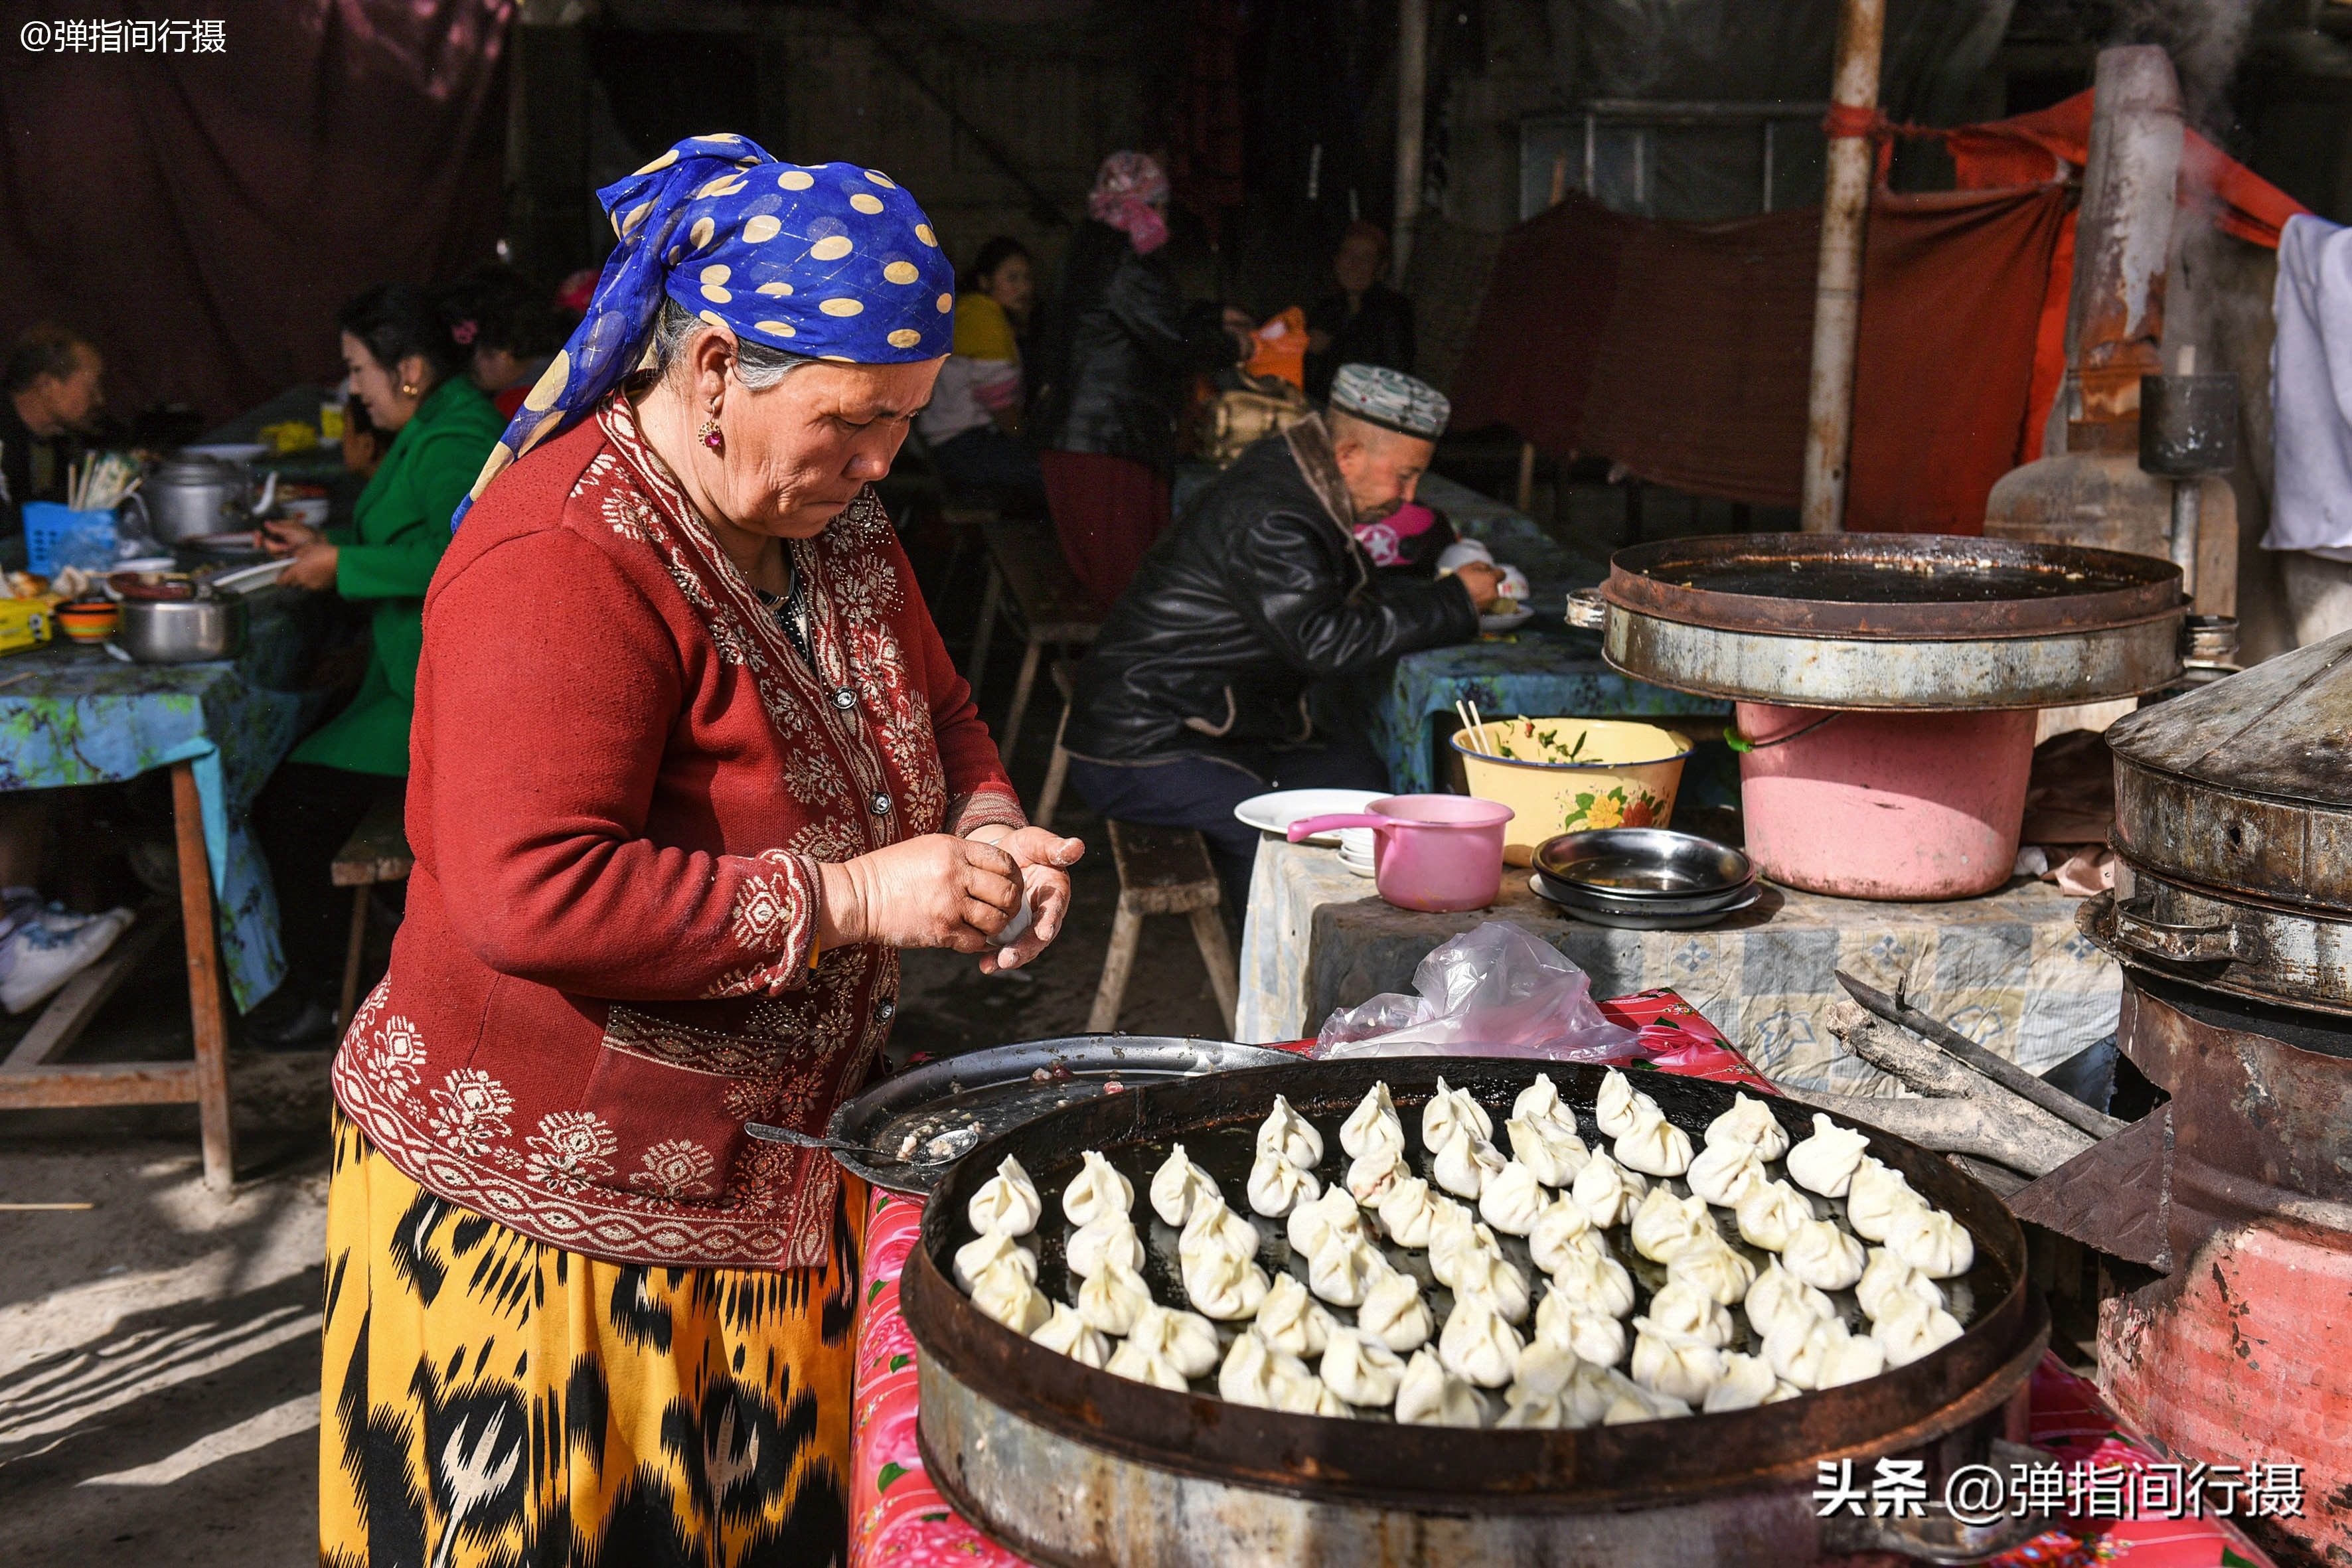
[21,503,115,576]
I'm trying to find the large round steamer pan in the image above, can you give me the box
[905,1058,2044,1568]
[1589,532,2184,710]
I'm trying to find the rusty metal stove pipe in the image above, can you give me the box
[2061,46,2183,445]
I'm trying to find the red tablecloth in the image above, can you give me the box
[847,992,2278,1568]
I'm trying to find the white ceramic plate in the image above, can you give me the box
[1481,607,1535,633]
[1233,788,1384,847]
[181,443,270,464]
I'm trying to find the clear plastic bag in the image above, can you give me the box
[1310,921,1642,1062]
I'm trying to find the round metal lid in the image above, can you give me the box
[2106,630,2352,912]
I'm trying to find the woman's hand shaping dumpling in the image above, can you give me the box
[967,824,1085,974]
[817,827,1080,965]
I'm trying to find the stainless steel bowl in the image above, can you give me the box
[117,594,246,663]
[1533,827,1754,898]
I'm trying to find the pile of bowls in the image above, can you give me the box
[1528,826,1759,929]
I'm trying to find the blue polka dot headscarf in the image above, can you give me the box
[452,133,957,528]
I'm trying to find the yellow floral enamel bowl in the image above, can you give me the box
[1450,718,1694,866]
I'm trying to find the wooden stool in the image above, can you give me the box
[333,797,413,1028]
[1034,659,1081,832]
[970,520,1099,763]
[1089,820,1238,1036]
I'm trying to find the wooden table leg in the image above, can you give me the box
[171,762,234,1190]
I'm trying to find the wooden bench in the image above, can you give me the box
[971,520,1099,765]
[1089,820,1238,1036]
[1034,659,1081,831]
[332,797,412,1028]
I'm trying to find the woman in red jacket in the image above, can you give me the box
[318,137,1080,1567]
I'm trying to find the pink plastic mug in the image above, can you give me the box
[1289,794,1516,912]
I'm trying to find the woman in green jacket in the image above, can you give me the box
[248,283,504,1046]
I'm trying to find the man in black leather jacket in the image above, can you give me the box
[1063,364,1502,903]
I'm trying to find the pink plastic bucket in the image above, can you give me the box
[1289,794,1515,912]
[1735,702,2037,901]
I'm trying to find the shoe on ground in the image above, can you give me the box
[239,991,343,1052]
[0,903,135,1015]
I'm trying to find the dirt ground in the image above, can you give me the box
[0,666,1230,1567]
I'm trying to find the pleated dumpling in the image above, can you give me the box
[1764,1312,1884,1390]
[1076,1258,1153,1336]
[1105,1338,1190,1391]
[1629,1318,1727,1405]
[1529,1192,1602,1275]
[1306,1229,1390,1308]
[1346,1146,1411,1207]
[1533,1289,1627,1368]
[1613,1108,1694,1178]
[1245,1148,1321,1217]
[1149,1142,1221,1227]
[1129,1303,1221,1377]
[1661,1235,1756,1308]
[953,1230,1036,1293]
[1357,1269,1435,1354]
[1447,1247,1532,1325]
[1320,1325,1407,1407]
[1183,1243,1272,1321]
[1700,1351,1788,1412]
[1285,1184,1367,1260]
[1855,1247,1946,1322]
[1884,1206,1975,1279]
[1375,1176,1450,1248]
[1179,1196,1259,1266]
[969,1254,1052,1334]
[967,1154,1043,1237]
[1065,1214,1144,1279]
[1431,1123,1507,1199]
[1030,1302,1110,1368]
[1782,1215,1867,1292]
[1744,1259,1838,1342]
[1703,1092,1791,1161]
[1340,1081,1407,1160]
[1786,1113,1871,1198]
[1869,1294,1966,1368]
[1478,1158,1549,1236]
[1735,1178,1816,1253]
[1506,1113,1590,1188]
[1256,1094,1325,1168]
[1436,1293,1524,1388]
[1395,1347,1489,1427]
[1061,1150,1135,1227]
[1546,1246,1638,1320]
[1629,1186,1715,1263]
[1594,1068,1658,1140]
[1686,1138,1768,1209]
[1643,1276,1735,1348]
[1255,1272,1337,1358]
[1512,1071,1580,1139]
[1845,1158,1928,1244]
[1569,1152,1647,1227]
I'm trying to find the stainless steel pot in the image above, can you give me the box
[117,593,246,663]
[145,456,253,543]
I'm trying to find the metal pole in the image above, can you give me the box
[1393,0,1429,276]
[1798,0,1885,533]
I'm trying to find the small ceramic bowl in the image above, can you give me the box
[56,599,121,643]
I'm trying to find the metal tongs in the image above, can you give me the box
[745,1121,981,1168]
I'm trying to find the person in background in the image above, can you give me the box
[1305,221,1416,403]
[339,390,384,479]
[439,263,562,420]
[917,236,1046,513]
[244,283,503,1046]
[1063,364,1500,904]
[1034,151,1249,608]
[0,325,105,525]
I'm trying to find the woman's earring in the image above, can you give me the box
[698,417,723,453]
[399,382,419,397]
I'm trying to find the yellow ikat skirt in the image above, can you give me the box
[319,1109,866,1567]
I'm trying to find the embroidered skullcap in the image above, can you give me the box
[1328,363,1450,441]
[453,133,956,528]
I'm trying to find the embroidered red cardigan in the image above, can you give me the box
[330,401,1023,1270]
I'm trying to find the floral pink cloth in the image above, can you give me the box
[846,990,2279,1568]
[1087,150,1170,256]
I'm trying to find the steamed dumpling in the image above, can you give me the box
[1764,1313,1885,1390]
[1745,1260,1838,1341]
[1346,1147,1412,1207]
[1255,1272,1338,1358]
[1149,1143,1221,1227]
[1448,1248,1533,1324]
[1546,1247,1637,1320]
[1129,1303,1221,1377]
[1701,1351,1783,1412]
[1613,1109,1694,1178]
[1245,1149,1321,1217]
[1534,1289,1627,1367]
[1217,1326,1282,1407]
[1421,1077,1494,1148]
[1506,1114,1591,1188]
[1630,1187,1715,1263]
[1529,1193,1602,1275]
[1030,1302,1111,1368]
[1307,1231,1393,1308]
[1512,1072,1581,1140]
[1183,1245,1273,1320]
[1286,1184,1367,1259]
[1340,1081,1407,1160]
[953,1230,1037,1293]
[1478,1158,1549,1236]
[1437,1293,1524,1387]
[1496,1387,1568,1429]
[1107,1338,1191,1391]
[1257,1094,1326,1168]
[1782,1216,1867,1292]
[1375,1176,1451,1248]
[1570,1154,1647,1228]
[967,1155,1043,1237]
[1660,1238,1755,1311]
[1594,1068,1658,1140]
[1885,1206,1975,1278]
[1856,1247,1946,1322]
[1357,1269,1435,1353]
[1077,1258,1154,1336]
[1431,1124,1507,1199]
[969,1255,1052,1334]
[1320,1326,1407,1407]
[1270,1353,1348,1416]
[1703,1093,1791,1161]
[1869,1293,1966,1367]
[1786,1113,1871,1199]
[1735,1179,1816,1253]
[1065,1214,1144,1279]
[1591,1366,1693,1425]
[1061,1150,1136,1227]
[1630,1318,1727,1405]
[1180,1196,1260,1265]
[1395,1347,1489,1427]
[1845,1158,1928,1244]
[1644,1276,1736,1348]
[1686,1138,1768,1209]
[1426,1206,1504,1289]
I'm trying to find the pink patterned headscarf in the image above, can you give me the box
[1087,151,1170,256]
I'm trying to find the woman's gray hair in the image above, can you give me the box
[648,296,813,390]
